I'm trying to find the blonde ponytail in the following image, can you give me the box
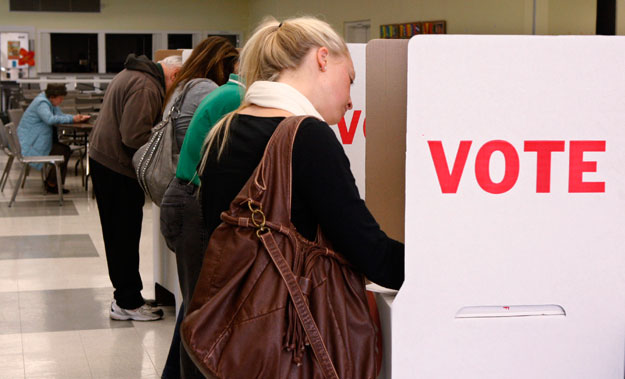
[198,15,348,180]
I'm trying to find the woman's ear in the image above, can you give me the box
[316,47,329,71]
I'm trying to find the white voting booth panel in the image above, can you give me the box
[153,204,182,312]
[391,35,625,378]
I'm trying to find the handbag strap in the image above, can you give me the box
[165,78,207,122]
[258,231,339,379]
[162,78,208,152]
[233,116,313,226]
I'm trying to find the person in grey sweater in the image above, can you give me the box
[159,36,239,379]
[160,36,240,152]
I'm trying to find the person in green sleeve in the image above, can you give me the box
[160,71,243,379]
[175,73,244,186]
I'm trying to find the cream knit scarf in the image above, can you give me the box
[244,81,325,121]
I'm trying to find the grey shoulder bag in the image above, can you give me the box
[132,79,201,206]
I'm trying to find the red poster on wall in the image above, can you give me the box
[7,41,20,59]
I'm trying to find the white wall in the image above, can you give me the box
[248,0,606,39]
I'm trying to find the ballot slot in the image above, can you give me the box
[455,304,566,319]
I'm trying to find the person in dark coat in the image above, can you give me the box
[89,54,182,321]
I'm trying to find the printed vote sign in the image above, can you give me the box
[394,36,625,378]
[329,44,366,198]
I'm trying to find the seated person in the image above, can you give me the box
[17,83,90,193]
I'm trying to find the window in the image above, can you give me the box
[105,34,152,73]
[207,34,238,47]
[50,33,98,73]
[596,0,616,35]
[10,0,100,12]
[168,34,193,49]
[344,20,371,43]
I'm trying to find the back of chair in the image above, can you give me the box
[60,106,77,115]
[4,123,23,159]
[76,105,94,114]
[60,97,76,105]
[8,109,24,126]
[0,119,10,154]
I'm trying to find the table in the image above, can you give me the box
[55,122,94,190]
[17,77,112,91]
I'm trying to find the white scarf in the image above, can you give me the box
[244,81,325,121]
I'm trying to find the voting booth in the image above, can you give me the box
[366,36,625,378]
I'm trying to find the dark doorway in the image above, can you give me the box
[105,34,152,73]
[168,34,193,49]
[207,34,238,47]
[51,33,98,73]
[596,0,616,35]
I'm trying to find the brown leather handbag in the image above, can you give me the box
[181,116,379,379]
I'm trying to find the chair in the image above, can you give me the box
[60,106,77,115]
[22,93,37,102]
[60,97,76,106]
[76,105,95,114]
[22,88,40,97]
[57,123,87,180]
[5,85,22,110]
[4,122,64,207]
[76,83,96,92]
[0,120,15,192]
[75,96,102,105]
[8,108,23,126]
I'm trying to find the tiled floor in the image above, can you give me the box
[0,153,175,378]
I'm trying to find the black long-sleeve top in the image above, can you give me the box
[200,115,404,290]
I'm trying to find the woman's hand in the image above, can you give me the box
[73,114,91,123]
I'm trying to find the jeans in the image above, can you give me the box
[161,303,183,379]
[160,178,209,307]
[160,178,209,379]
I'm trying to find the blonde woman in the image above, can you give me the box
[191,16,404,378]
[199,17,403,294]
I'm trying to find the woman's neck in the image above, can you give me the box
[238,104,293,117]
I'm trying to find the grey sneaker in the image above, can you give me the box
[110,300,164,321]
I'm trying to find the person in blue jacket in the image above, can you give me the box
[17,83,90,193]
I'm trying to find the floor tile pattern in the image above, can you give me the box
[18,288,133,334]
[0,200,79,218]
[0,153,175,378]
[0,234,98,260]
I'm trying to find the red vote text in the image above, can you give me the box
[335,110,365,144]
[427,140,606,194]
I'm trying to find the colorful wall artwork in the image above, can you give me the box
[380,20,446,39]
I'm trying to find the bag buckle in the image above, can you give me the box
[248,200,268,237]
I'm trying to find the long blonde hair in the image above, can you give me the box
[197,16,349,175]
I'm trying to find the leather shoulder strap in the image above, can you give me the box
[170,78,205,120]
[232,116,318,226]
[259,231,339,379]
